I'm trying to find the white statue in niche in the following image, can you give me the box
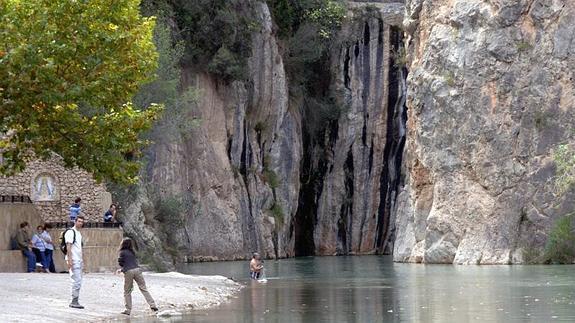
[33,173,57,201]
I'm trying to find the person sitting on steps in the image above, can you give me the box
[103,203,116,227]
[31,225,48,272]
[40,224,56,273]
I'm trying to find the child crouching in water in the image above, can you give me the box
[117,238,159,315]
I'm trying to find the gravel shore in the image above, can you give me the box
[0,272,242,322]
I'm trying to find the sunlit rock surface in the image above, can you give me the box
[394,0,575,264]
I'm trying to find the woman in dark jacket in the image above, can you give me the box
[117,238,158,315]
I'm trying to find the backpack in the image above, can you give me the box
[59,228,76,255]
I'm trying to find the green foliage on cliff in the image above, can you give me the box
[134,7,199,142]
[524,213,575,264]
[553,144,575,195]
[544,213,575,264]
[270,202,284,227]
[264,168,280,189]
[0,0,161,184]
[155,195,185,226]
[165,0,253,81]
[266,0,346,140]
[208,46,246,82]
[267,0,345,40]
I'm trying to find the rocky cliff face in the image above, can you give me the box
[122,1,301,264]
[121,0,574,266]
[394,0,575,264]
[299,3,405,256]
[119,1,409,265]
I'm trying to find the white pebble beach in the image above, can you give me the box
[0,271,242,322]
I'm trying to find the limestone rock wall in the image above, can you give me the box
[394,0,575,264]
[121,1,300,262]
[122,0,575,265]
[306,4,405,256]
[120,1,409,263]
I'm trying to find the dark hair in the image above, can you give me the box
[119,238,135,253]
[20,221,29,228]
[76,215,85,222]
[110,203,116,208]
[37,225,43,230]
[74,197,81,203]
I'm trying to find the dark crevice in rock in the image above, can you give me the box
[255,127,263,151]
[375,26,408,254]
[362,120,368,146]
[377,19,384,45]
[337,146,355,255]
[361,22,371,112]
[294,120,339,256]
[368,137,374,175]
[239,122,258,253]
[226,136,232,162]
[239,123,251,177]
[272,230,279,259]
[344,47,351,91]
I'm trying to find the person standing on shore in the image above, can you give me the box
[66,215,85,309]
[16,221,36,273]
[69,197,82,222]
[117,238,158,315]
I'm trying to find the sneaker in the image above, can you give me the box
[121,310,130,315]
[151,307,158,312]
[36,263,43,267]
[69,303,85,309]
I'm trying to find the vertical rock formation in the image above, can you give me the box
[300,3,405,256]
[122,1,300,264]
[394,0,575,264]
[121,0,574,265]
[119,1,411,264]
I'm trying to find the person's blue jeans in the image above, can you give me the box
[37,250,48,270]
[22,249,36,272]
[45,249,55,273]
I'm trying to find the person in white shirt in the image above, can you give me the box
[65,215,84,309]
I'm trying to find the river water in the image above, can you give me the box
[146,256,575,322]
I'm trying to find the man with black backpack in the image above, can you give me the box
[64,215,85,309]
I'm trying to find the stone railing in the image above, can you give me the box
[45,221,122,229]
[0,195,32,204]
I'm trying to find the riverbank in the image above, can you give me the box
[0,272,242,322]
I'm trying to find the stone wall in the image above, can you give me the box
[0,156,111,222]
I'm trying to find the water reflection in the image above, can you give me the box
[136,256,575,323]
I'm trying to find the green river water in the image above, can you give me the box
[138,256,575,322]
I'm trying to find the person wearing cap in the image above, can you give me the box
[249,252,263,280]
